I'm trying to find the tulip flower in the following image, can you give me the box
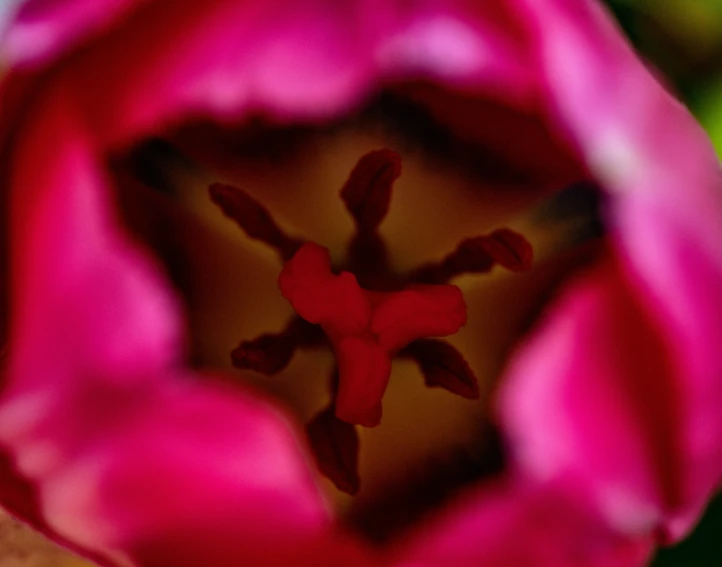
[0,1,720,566]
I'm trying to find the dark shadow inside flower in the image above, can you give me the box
[109,81,607,545]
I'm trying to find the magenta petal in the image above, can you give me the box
[393,478,653,567]
[7,85,182,397]
[0,83,338,565]
[37,0,544,146]
[374,2,536,106]
[2,0,145,65]
[615,196,722,539]
[66,0,384,143]
[501,0,722,542]
[39,380,336,566]
[498,255,722,542]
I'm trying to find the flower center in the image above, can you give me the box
[116,85,603,542]
[207,148,532,494]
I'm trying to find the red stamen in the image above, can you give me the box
[306,405,360,495]
[409,228,533,284]
[209,182,303,261]
[279,242,467,427]
[401,339,479,399]
[340,149,401,231]
[230,316,324,375]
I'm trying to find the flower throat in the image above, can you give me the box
[208,148,533,495]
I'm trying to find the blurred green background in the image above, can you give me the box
[604,1,722,565]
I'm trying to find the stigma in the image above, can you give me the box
[209,149,532,493]
[279,240,466,427]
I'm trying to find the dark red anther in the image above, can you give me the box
[409,228,533,284]
[306,405,360,495]
[401,339,479,399]
[209,182,303,261]
[481,228,534,272]
[340,149,401,231]
[232,333,293,375]
[231,316,324,375]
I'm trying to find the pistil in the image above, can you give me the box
[278,241,466,427]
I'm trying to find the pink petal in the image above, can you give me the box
[501,0,722,542]
[499,258,686,537]
[2,0,146,65]
[393,477,653,567]
[17,0,544,146]
[39,379,344,567]
[63,0,383,142]
[0,81,340,565]
[374,1,536,106]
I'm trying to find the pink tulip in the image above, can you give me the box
[0,1,720,566]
